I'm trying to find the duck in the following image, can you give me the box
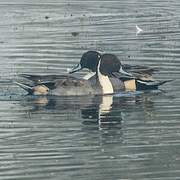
[15,52,124,96]
[69,51,158,77]
[18,51,157,85]
[16,75,101,96]
[69,51,172,91]
[16,51,172,96]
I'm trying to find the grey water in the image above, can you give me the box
[0,0,180,179]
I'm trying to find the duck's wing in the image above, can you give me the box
[15,76,87,95]
[30,76,86,90]
[122,64,159,76]
[112,72,172,90]
[19,74,77,85]
[119,65,156,81]
[53,77,86,88]
[130,71,155,81]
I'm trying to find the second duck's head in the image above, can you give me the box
[69,51,121,76]
[98,53,121,76]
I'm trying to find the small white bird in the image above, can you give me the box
[136,24,143,35]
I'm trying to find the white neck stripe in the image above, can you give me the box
[97,59,114,94]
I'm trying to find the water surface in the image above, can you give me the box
[0,0,180,179]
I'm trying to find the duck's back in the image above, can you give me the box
[50,77,102,96]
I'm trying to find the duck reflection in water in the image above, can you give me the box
[22,91,155,130]
[81,95,122,129]
[22,94,119,128]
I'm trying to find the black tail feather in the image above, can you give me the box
[19,74,35,79]
[18,74,42,84]
[158,79,173,86]
[136,79,173,91]
[15,82,33,94]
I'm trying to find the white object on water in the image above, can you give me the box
[136,24,143,35]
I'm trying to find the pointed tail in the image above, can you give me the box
[158,79,173,86]
[15,82,33,94]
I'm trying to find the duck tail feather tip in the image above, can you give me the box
[14,81,33,94]
[159,79,173,86]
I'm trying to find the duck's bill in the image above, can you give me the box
[119,67,133,76]
[112,67,135,81]
[112,72,134,81]
[68,63,82,74]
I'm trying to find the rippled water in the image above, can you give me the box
[0,1,180,179]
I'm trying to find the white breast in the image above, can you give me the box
[97,59,114,94]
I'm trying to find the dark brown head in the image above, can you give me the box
[99,54,121,76]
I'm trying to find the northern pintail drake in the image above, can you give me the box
[69,51,172,91]
[16,51,172,96]
[15,52,124,96]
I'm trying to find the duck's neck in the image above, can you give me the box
[83,72,96,80]
[97,59,114,94]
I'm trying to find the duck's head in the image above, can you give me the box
[69,51,121,76]
[69,51,101,74]
[98,53,121,76]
